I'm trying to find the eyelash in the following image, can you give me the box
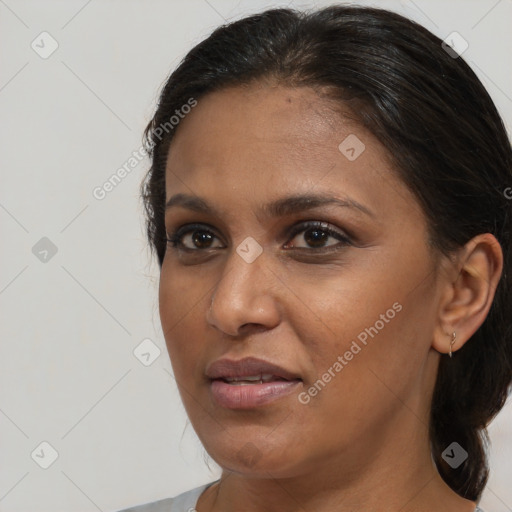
[165,221,352,254]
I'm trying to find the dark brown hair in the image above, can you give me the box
[140,5,512,502]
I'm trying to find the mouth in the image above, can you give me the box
[205,356,303,409]
[219,373,294,385]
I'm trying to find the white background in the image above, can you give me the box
[1,1,511,511]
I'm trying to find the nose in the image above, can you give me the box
[206,248,282,337]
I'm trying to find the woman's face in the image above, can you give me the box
[159,83,445,479]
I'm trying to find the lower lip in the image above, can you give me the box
[210,379,302,409]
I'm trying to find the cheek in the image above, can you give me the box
[287,269,400,352]
[285,268,416,403]
[292,300,409,442]
[158,264,207,378]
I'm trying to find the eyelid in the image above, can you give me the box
[285,220,351,245]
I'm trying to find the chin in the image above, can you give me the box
[197,429,307,478]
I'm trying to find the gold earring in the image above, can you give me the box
[448,331,456,358]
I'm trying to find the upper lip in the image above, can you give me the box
[205,356,302,381]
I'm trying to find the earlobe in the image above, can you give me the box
[432,233,503,356]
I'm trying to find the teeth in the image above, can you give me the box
[224,373,278,384]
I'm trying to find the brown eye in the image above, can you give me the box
[302,227,330,247]
[285,221,351,250]
[188,230,215,249]
[166,224,224,250]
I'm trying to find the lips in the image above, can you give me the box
[205,356,302,382]
[206,356,303,409]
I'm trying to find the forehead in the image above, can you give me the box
[164,83,421,223]
[168,84,359,167]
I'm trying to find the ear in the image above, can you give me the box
[432,233,503,356]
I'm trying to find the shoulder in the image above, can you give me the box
[113,479,220,512]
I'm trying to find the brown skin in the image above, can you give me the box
[159,82,503,512]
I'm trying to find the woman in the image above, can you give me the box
[117,4,511,512]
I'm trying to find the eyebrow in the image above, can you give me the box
[165,192,375,219]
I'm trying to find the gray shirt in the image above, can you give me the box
[114,480,219,512]
[115,481,487,512]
